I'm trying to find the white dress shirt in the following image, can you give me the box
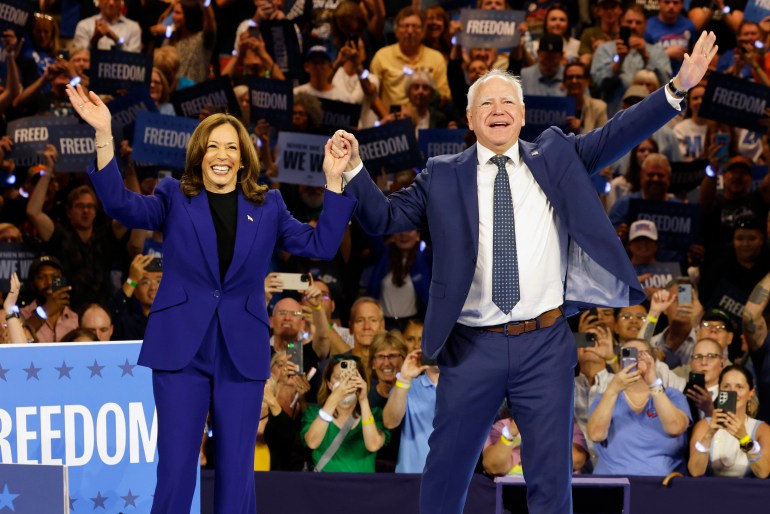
[459,142,568,325]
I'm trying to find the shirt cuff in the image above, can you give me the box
[342,162,364,186]
[663,85,684,111]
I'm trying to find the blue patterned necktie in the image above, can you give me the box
[490,154,520,314]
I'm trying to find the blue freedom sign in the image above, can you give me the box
[248,78,293,130]
[356,119,423,174]
[521,95,576,141]
[49,123,101,173]
[628,199,702,262]
[743,0,770,23]
[0,0,34,31]
[90,50,153,95]
[699,72,770,134]
[132,112,199,169]
[275,131,329,187]
[459,9,526,49]
[418,128,467,162]
[171,76,241,119]
[0,342,201,513]
[107,86,158,143]
[6,116,79,168]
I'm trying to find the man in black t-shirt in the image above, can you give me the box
[743,270,770,424]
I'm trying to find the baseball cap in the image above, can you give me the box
[629,220,658,241]
[733,214,763,232]
[29,255,63,278]
[538,33,563,53]
[702,308,735,332]
[305,45,331,61]
[724,156,752,174]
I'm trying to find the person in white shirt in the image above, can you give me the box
[73,0,141,52]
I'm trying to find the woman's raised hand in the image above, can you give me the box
[65,84,112,134]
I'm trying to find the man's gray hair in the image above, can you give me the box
[641,152,671,173]
[466,69,524,111]
[405,70,436,96]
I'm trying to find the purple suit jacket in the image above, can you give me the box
[89,159,356,380]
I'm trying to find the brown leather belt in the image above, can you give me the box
[482,307,563,336]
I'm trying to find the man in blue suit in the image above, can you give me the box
[325,31,718,514]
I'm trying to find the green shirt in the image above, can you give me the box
[301,404,390,472]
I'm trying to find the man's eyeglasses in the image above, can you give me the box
[563,74,585,82]
[691,353,721,362]
[373,353,403,363]
[274,310,303,318]
[618,313,646,321]
[700,321,727,332]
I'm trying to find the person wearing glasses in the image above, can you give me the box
[27,151,128,310]
[106,253,162,340]
[587,338,691,475]
[73,0,141,52]
[689,364,770,478]
[562,61,608,135]
[302,356,390,472]
[368,331,408,409]
[685,338,726,420]
[367,331,408,471]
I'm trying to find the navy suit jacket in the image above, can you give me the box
[345,88,679,358]
[89,159,356,380]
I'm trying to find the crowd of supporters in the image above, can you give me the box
[0,0,769,479]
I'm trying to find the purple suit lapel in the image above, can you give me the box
[224,192,263,284]
[183,191,220,285]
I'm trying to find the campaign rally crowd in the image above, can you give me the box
[0,0,769,481]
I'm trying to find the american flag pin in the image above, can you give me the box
[247,215,254,222]
[531,150,540,157]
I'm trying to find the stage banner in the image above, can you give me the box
[628,199,701,262]
[520,95,575,141]
[458,9,525,49]
[259,20,302,80]
[90,50,153,95]
[319,98,361,132]
[248,78,293,131]
[699,73,770,134]
[171,76,241,119]
[107,86,158,144]
[49,123,101,173]
[0,342,201,513]
[132,112,199,169]
[635,261,681,291]
[6,116,79,168]
[0,242,38,291]
[275,131,328,187]
[0,0,34,32]
[418,128,467,161]
[743,0,770,23]
[355,119,423,174]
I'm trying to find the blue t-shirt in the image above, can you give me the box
[395,373,437,473]
[589,388,691,476]
[644,16,696,74]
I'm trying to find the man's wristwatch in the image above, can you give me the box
[5,310,20,321]
[667,79,687,99]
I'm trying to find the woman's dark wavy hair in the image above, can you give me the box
[180,113,268,204]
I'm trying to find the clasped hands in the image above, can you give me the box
[322,130,361,193]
